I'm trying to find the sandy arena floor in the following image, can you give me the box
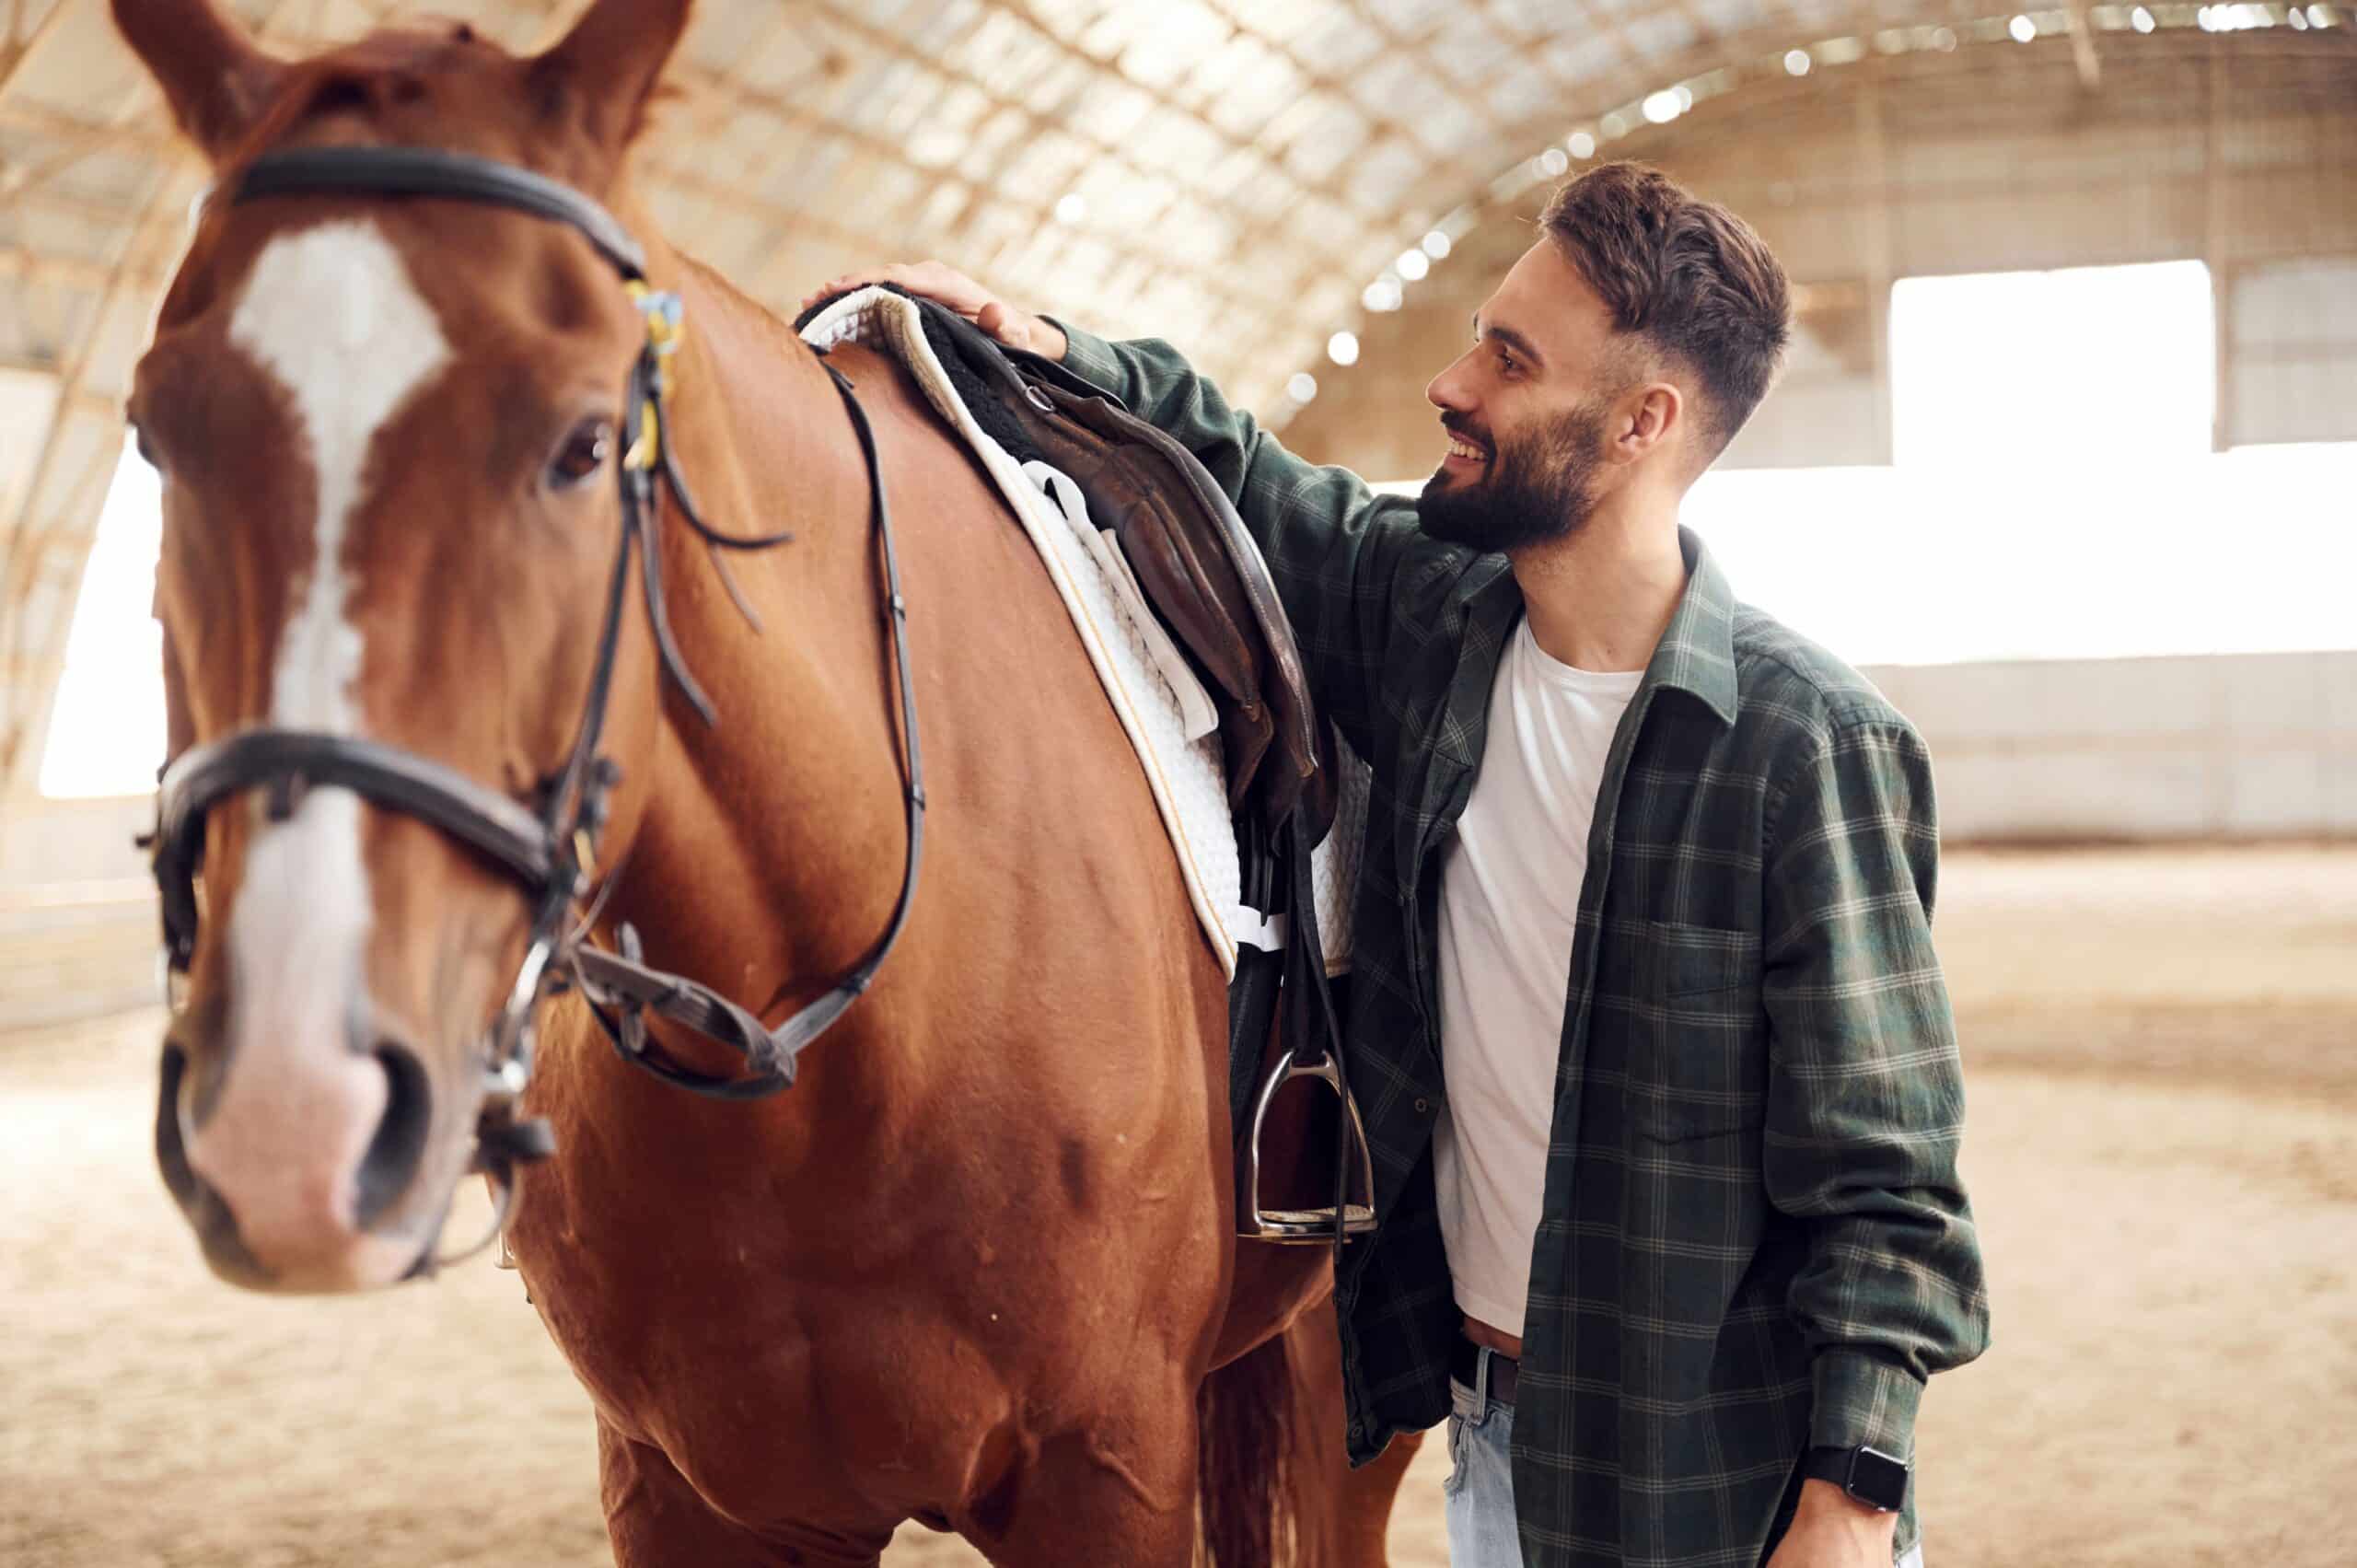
[3,845,2352,1566]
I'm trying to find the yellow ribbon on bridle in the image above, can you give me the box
[621,280,686,470]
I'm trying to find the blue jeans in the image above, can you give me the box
[1444,1352,1521,1568]
[1443,1353,1928,1568]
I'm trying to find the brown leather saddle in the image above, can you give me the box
[923,310,1332,846]
[896,296,1375,1247]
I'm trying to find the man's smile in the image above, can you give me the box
[1442,425,1492,471]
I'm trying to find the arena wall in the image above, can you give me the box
[1869,648,2357,842]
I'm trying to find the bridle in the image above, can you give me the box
[144,146,925,1264]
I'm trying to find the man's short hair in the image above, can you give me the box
[1539,162,1792,462]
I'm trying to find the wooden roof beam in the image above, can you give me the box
[947,0,1387,246]
[791,0,1366,314]
[0,0,75,102]
[2066,0,2105,89]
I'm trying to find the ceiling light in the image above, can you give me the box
[1600,110,1631,137]
[2008,13,2037,40]
[1286,372,1318,403]
[1784,49,1812,75]
[1327,331,1360,366]
[1397,248,1430,281]
[1054,192,1086,224]
[2288,5,2308,23]
[1422,230,1452,260]
[1642,90,1681,123]
[1932,25,1958,48]
[2307,5,2330,25]
[1567,130,1596,158]
[1675,85,1695,110]
[2131,4,2154,27]
[1537,147,1570,177]
[1362,278,1402,313]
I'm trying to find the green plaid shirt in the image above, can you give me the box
[1060,327,1990,1567]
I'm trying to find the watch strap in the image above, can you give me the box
[1803,1445,1910,1512]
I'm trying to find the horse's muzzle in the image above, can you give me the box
[155,1023,442,1293]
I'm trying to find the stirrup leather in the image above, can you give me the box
[1240,1045,1377,1243]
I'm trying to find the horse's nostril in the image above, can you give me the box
[353,1041,433,1232]
[156,1042,200,1205]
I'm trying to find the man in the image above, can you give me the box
[811,161,1989,1568]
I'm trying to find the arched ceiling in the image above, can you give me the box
[0,0,2351,791]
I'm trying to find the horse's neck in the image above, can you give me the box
[604,250,911,1036]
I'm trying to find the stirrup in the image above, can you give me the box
[1240,1046,1377,1243]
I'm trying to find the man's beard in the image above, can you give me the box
[1416,401,1609,553]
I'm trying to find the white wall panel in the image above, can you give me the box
[1869,650,2357,842]
[2230,258,2357,447]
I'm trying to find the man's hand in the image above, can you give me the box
[1764,1480,1900,1568]
[800,261,1068,362]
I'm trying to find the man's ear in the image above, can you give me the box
[530,0,694,155]
[111,0,287,164]
[1611,382,1683,464]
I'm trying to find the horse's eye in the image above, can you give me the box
[548,417,613,491]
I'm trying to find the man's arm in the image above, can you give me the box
[803,263,1425,750]
[1760,714,1992,1466]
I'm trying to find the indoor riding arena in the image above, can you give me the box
[2,2,2351,1566]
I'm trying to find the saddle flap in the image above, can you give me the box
[1042,386,1335,842]
[914,299,1335,843]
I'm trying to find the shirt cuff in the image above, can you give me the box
[1809,1348,1924,1457]
[1044,317,1123,390]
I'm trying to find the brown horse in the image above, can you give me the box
[117,0,1418,1561]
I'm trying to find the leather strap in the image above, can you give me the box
[1449,1337,1518,1407]
[151,728,558,969]
[572,362,925,1099]
[1801,1445,1910,1512]
[237,146,649,280]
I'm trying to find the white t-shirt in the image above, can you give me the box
[1432,618,1643,1340]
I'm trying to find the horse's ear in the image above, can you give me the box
[111,0,287,163]
[532,0,693,152]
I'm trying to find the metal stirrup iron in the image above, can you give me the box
[1239,813,1376,1245]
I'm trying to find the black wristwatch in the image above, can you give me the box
[1803,1445,1910,1512]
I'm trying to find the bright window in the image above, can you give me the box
[1687,260,2353,666]
[38,439,166,798]
[1888,260,2215,464]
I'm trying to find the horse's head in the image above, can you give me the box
[119,0,695,1291]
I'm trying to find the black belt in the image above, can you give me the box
[1450,1337,1518,1407]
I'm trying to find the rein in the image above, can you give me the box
[144,146,926,1259]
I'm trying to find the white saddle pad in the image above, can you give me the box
[799,288,1366,979]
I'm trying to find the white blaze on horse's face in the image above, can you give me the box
[182,218,453,1288]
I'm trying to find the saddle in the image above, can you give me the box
[915,305,1335,848]
[901,297,1373,1247]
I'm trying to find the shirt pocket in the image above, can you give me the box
[1631,920,1768,1142]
